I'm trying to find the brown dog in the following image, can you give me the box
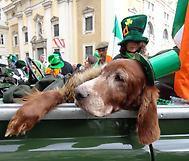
[74,59,160,144]
[5,59,160,145]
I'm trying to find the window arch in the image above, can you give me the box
[33,14,44,37]
[147,21,154,39]
[37,22,42,35]
[51,16,59,37]
[12,31,18,47]
[163,29,168,40]
[22,26,28,43]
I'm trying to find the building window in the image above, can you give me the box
[22,26,28,43]
[37,22,42,35]
[163,29,168,40]
[83,7,95,34]
[0,34,4,45]
[14,35,18,47]
[147,1,154,11]
[54,24,59,37]
[164,12,169,20]
[37,48,44,59]
[85,45,93,57]
[24,32,28,43]
[51,16,59,38]
[147,21,154,40]
[0,8,1,20]
[34,14,44,37]
[85,16,93,31]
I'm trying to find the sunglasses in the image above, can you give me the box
[97,48,106,52]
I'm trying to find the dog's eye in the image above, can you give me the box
[115,74,124,82]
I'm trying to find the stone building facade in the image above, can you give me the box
[3,0,75,63]
[0,0,9,57]
[77,0,177,61]
[2,0,177,63]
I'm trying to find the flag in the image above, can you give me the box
[53,38,65,48]
[106,16,123,62]
[172,0,189,100]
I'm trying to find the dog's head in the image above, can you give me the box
[75,59,146,116]
[75,59,160,145]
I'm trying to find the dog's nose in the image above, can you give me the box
[75,88,90,100]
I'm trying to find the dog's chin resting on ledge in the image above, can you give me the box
[5,59,160,145]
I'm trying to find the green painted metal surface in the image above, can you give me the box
[0,118,189,161]
[1,105,189,161]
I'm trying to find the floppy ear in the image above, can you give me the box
[137,86,160,145]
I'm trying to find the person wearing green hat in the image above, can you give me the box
[6,54,24,81]
[45,53,64,77]
[45,52,73,78]
[113,14,149,60]
[7,54,17,63]
[53,52,73,76]
[7,54,17,68]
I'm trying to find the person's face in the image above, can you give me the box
[39,54,45,63]
[126,41,140,53]
[120,41,143,54]
[97,47,107,64]
[8,60,15,67]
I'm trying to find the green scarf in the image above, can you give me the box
[121,51,136,59]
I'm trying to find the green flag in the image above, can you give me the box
[172,0,189,48]
[107,16,123,59]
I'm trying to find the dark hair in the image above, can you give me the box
[76,63,82,69]
[53,52,61,56]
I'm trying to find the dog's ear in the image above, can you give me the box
[137,86,160,145]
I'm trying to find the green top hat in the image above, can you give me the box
[48,54,64,69]
[133,50,181,85]
[118,14,149,45]
[8,54,17,63]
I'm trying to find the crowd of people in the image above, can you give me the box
[0,42,112,83]
[0,14,151,85]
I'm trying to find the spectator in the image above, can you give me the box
[73,63,85,73]
[45,53,64,77]
[53,52,74,75]
[39,54,48,72]
[95,41,109,65]
[113,14,149,60]
[84,55,98,69]
[7,54,20,77]
[7,54,17,69]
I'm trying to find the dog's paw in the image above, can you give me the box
[5,106,39,137]
[5,90,64,137]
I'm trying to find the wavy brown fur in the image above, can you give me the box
[5,67,101,137]
[58,67,102,102]
[137,86,160,145]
